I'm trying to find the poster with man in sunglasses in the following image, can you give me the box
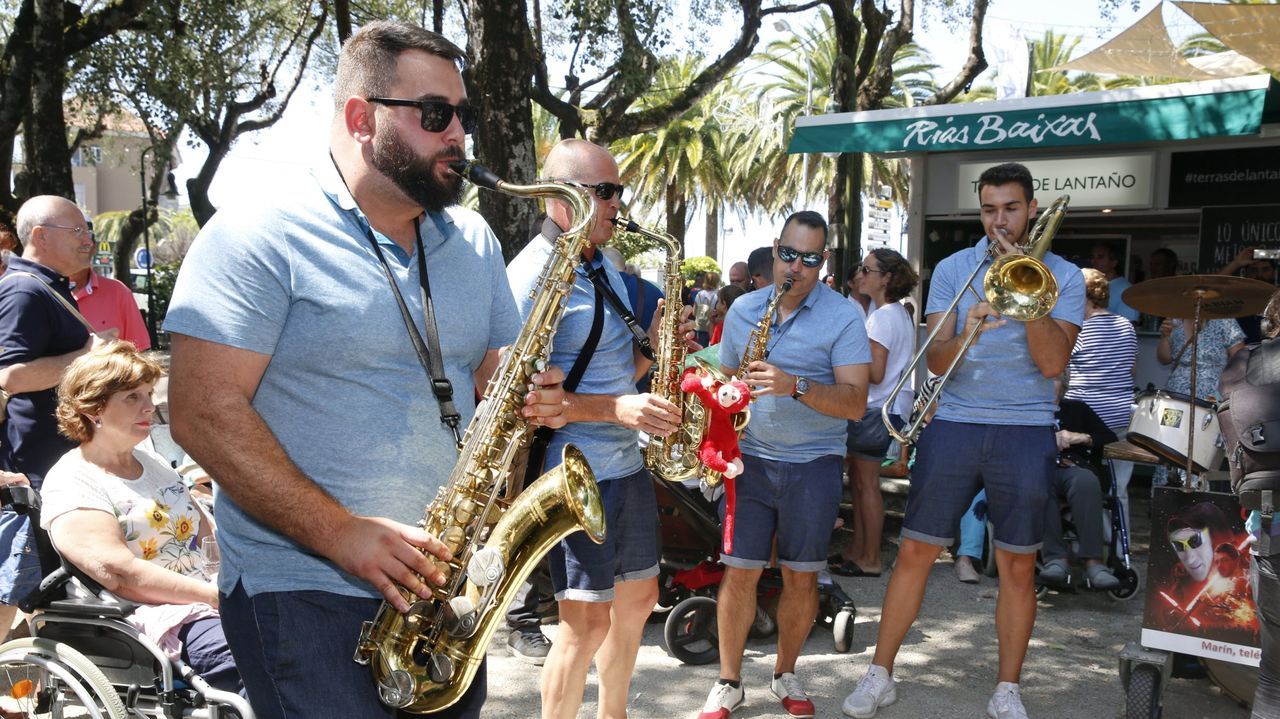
[1142,489,1260,663]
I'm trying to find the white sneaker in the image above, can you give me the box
[697,681,745,719]
[770,672,815,717]
[986,682,1029,719]
[842,664,896,718]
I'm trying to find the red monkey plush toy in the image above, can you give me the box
[680,367,751,478]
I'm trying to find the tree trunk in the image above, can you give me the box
[704,202,719,264]
[25,0,73,200]
[113,210,147,282]
[464,0,539,260]
[0,0,35,215]
[186,147,226,228]
[665,183,687,248]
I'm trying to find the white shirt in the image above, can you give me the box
[865,302,915,416]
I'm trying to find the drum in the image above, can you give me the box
[1126,390,1224,473]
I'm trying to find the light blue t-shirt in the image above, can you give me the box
[719,284,870,462]
[163,159,522,599]
[1108,276,1140,321]
[506,235,643,482]
[925,237,1086,426]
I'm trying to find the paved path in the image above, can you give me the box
[482,552,1254,718]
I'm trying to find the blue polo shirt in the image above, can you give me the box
[719,284,870,463]
[0,256,88,487]
[926,236,1085,426]
[163,158,522,599]
[507,234,643,482]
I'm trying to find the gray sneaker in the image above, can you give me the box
[1038,559,1069,585]
[842,665,896,718]
[1085,563,1120,590]
[986,682,1028,719]
[507,628,552,665]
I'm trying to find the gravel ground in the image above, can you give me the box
[480,548,1256,719]
[478,476,1266,719]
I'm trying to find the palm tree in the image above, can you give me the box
[732,9,938,217]
[609,55,737,255]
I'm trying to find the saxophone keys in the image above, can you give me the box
[441,525,467,555]
[467,546,505,587]
[451,498,480,524]
[443,595,478,638]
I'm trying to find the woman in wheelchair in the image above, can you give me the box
[36,342,242,696]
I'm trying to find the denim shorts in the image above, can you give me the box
[718,453,842,572]
[549,468,659,603]
[220,582,485,718]
[847,408,904,461]
[0,511,42,605]
[902,419,1055,554]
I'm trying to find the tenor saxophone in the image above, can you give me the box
[615,216,703,483]
[353,162,606,713]
[696,278,793,487]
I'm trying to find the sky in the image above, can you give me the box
[171,0,1180,271]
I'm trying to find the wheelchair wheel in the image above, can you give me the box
[981,520,999,577]
[1109,566,1141,602]
[0,636,127,718]
[664,596,719,665]
[747,604,776,639]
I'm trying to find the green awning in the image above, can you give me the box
[788,75,1280,155]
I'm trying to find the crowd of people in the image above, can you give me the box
[0,18,1278,719]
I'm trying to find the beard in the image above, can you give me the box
[371,123,465,212]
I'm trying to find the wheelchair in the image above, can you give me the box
[0,485,253,719]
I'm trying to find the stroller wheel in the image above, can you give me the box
[1109,566,1141,601]
[664,596,720,665]
[832,608,856,653]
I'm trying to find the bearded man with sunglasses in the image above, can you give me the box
[845,163,1085,719]
[698,210,870,719]
[164,23,568,718]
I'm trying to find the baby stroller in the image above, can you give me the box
[651,477,857,665]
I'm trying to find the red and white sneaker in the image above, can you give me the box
[697,681,745,719]
[770,672,816,718]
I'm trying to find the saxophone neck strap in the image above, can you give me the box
[365,217,462,448]
[580,252,655,361]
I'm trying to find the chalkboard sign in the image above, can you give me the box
[1198,205,1280,272]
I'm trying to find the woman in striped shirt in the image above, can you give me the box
[1064,268,1137,526]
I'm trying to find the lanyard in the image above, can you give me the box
[364,218,463,448]
[580,254,656,361]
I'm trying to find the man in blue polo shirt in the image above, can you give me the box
[507,138,689,719]
[164,23,566,718]
[844,163,1085,719]
[698,210,870,719]
[0,195,105,630]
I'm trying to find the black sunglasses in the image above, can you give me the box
[569,181,626,202]
[366,97,478,134]
[777,244,825,268]
[858,264,887,275]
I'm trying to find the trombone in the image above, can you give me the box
[882,195,1071,445]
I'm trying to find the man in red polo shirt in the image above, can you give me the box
[69,266,150,350]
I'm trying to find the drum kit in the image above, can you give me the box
[1120,274,1275,485]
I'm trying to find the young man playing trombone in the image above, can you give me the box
[843,163,1085,719]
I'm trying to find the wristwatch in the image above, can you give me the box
[791,376,810,400]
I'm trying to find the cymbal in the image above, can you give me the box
[1121,275,1276,319]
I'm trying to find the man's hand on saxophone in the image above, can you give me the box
[520,364,568,429]
[325,515,455,613]
[647,299,703,355]
[741,359,793,398]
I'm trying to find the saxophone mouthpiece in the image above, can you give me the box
[780,278,795,293]
[449,160,503,191]
[611,216,641,233]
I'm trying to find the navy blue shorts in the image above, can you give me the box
[718,453,842,572]
[0,511,42,605]
[549,468,659,603]
[902,419,1055,554]
[847,408,904,461]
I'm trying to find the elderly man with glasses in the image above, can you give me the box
[0,194,110,636]
[698,210,870,719]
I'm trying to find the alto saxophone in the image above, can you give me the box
[615,216,703,483]
[696,278,793,487]
[354,162,606,713]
